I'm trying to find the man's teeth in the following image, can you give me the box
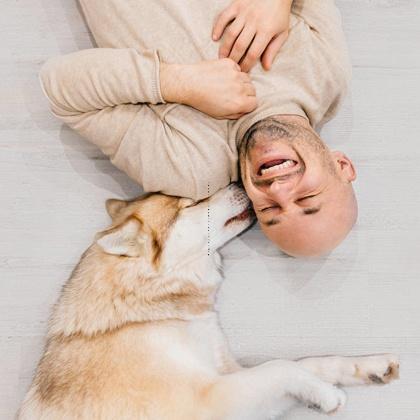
[261,160,295,175]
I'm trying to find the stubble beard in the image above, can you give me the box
[239,117,337,183]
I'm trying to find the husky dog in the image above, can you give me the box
[18,185,399,420]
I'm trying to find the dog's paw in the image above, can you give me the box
[321,387,346,415]
[309,386,346,415]
[355,354,400,385]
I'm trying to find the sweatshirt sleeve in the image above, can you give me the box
[39,48,167,159]
[291,0,351,88]
[39,47,165,117]
[292,0,343,40]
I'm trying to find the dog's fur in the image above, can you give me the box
[18,185,399,420]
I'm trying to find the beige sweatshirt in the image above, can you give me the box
[40,0,351,200]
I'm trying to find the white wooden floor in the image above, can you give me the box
[1,0,419,418]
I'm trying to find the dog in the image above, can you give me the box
[18,184,399,419]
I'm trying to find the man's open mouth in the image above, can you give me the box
[257,159,298,177]
[224,206,253,227]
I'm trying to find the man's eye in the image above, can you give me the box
[261,205,279,212]
[296,195,317,203]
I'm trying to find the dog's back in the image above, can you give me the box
[20,319,228,419]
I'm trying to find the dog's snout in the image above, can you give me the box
[230,186,249,207]
[212,184,250,209]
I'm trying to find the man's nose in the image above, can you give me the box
[268,180,293,208]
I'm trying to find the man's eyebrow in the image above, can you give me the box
[262,206,321,226]
[302,206,321,215]
[262,218,281,227]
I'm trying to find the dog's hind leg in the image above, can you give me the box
[203,359,346,420]
[296,354,400,387]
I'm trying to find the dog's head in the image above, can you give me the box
[96,184,254,271]
[49,185,254,337]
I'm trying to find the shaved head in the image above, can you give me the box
[261,180,358,257]
[239,115,358,257]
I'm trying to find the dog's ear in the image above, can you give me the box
[96,218,146,257]
[106,199,128,219]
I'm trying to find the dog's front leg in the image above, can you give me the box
[296,354,400,387]
[204,359,346,420]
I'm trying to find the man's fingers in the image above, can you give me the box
[240,34,271,73]
[218,18,244,58]
[212,6,237,41]
[261,31,289,71]
[229,25,256,63]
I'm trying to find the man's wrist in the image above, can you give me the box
[160,63,189,104]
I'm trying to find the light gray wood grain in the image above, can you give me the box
[1,0,419,419]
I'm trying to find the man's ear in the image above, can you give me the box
[106,198,128,219]
[331,151,357,182]
[96,218,146,257]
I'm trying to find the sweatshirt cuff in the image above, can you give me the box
[152,50,166,104]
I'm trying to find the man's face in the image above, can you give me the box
[240,117,357,257]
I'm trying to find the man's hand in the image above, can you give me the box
[212,0,293,72]
[160,59,257,120]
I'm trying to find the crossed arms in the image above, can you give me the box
[39,0,339,197]
[42,0,295,122]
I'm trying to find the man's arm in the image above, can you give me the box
[39,47,167,158]
[39,48,254,198]
[292,0,345,44]
[39,46,257,159]
[40,48,256,121]
[292,0,351,84]
[40,48,164,116]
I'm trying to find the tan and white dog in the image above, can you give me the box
[18,185,399,420]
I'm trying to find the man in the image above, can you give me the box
[40,0,356,257]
